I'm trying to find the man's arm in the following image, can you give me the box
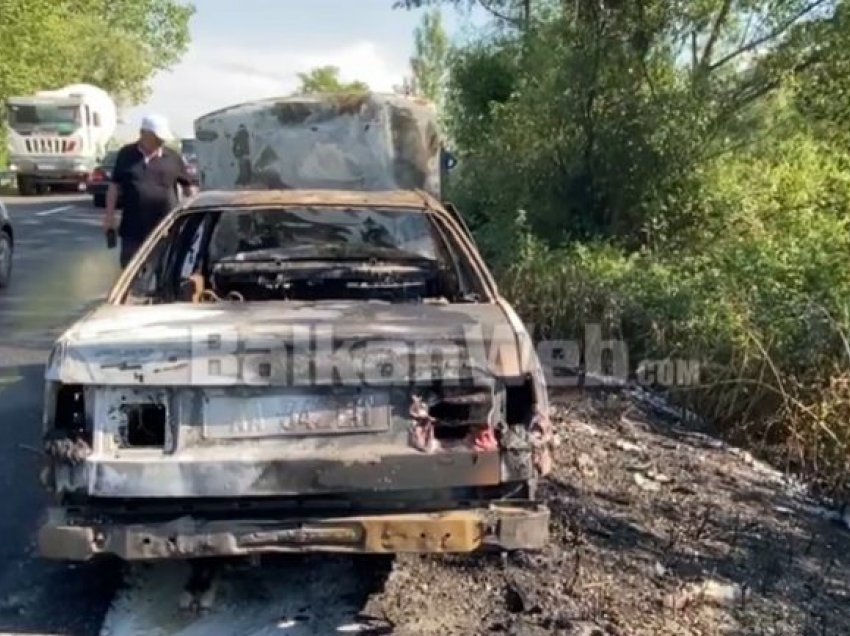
[104,183,120,230]
[104,148,125,231]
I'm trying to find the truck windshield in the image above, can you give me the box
[7,103,81,131]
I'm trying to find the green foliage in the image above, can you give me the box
[394,0,533,28]
[0,0,194,166]
[410,9,450,104]
[0,0,194,104]
[295,66,369,95]
[446,1,850,248]
[497,131,850,492]
[434,0,850,491]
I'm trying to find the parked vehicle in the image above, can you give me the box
[5,84,117,196]
[180,137,196,158]
[37,94,552,562]
[182,153,200,186]
[38,189,552,561]
[0,199,12,288]
[86,150,120,208]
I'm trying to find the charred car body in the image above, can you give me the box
[38,95,552,561]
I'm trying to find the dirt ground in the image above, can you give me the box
[361,389,850,636]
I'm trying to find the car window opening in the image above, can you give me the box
[124,206,483,305]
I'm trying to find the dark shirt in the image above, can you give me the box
[111,143,191,241]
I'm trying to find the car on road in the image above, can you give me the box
[180,137,196,158]
[0,198,12,288]
[182,152,200,187]
[38,188,553,562]
[86,150,119,209]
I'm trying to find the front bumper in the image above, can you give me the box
[11,156,92,181]
[38,502,550,561]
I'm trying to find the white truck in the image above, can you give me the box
[5,83,117,195]
[193,93,448,198]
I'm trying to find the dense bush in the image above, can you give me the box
[421,0,850,491]
[417,0,850,492]
[496,132,850,493]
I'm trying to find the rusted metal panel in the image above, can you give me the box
[37,503,549,560]
[193,94,442,197]
[183,188,432,211]
[80,449,502,498]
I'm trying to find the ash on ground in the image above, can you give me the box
[362,390,850,636]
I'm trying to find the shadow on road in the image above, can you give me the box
[0,363,123,636]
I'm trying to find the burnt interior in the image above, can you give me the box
[505,378,535,426]
[121,403,167,448]
[47,384,91,445]
[125,205,485,306]
[429,389,493,441]
[54,384,86,431]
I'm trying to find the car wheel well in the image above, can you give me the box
[1,224,11,245]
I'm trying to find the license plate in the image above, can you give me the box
[37,163,56,171]
[202,390,391,439]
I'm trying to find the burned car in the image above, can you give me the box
[38,189,553,561]
[39,94,552,561]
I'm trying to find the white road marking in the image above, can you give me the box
[53,217,102,227]
[35,204,76,217]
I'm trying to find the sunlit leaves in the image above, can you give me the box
[294,66,369,95]
[0,0,194,104]
[411,9,450,104]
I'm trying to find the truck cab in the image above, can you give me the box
[5,84,116,195]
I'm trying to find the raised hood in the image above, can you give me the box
[47,300,534,386]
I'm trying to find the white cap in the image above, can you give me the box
[140,113,174,141]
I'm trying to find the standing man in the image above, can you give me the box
[103,114,196,268]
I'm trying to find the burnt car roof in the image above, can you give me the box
[183,189,437,211]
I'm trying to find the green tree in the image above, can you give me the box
[410,9,450,103]
[0,0,195,104]
[394,0,532,29]
[429,0,850,492]
[0,0,193,165]
[295,66,369,94]
[440,0,850,247]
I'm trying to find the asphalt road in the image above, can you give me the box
[0,193,123,636]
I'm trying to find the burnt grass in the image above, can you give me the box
[361,390,850,636]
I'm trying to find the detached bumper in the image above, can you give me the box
[38,502,549,561]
